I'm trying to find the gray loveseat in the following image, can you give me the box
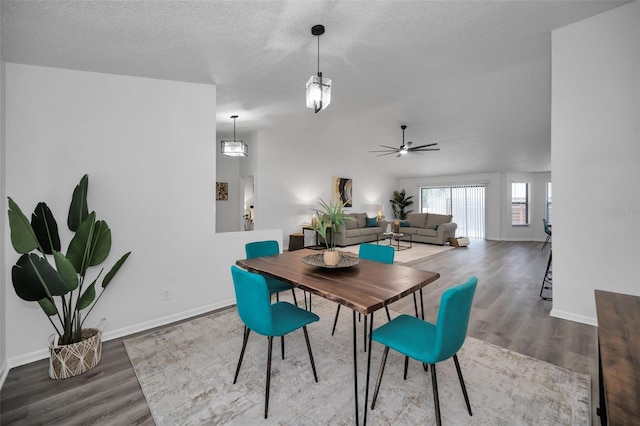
[396,213,457,245]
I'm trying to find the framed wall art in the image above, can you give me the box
[216,182,229,201]
[333,177,352,207]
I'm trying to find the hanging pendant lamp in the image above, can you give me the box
[221,115,248,157]
[306,24,331,113]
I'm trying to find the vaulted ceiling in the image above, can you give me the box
[1,1,629,177]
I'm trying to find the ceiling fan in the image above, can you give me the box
[369,125,440,158]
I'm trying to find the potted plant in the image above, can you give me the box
[308,198,353,265]
[390,189,414,220]
[7,174,131,379]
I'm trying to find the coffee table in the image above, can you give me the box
[377,232,412,251]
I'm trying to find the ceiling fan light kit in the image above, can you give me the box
[306,24,331,113]
[221,115,248,157]
[369,124,440,158]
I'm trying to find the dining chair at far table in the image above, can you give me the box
[331,243,394,338]
[542,218,552,250]
[370,276,478,426]
[245,240,299,306]
[230,265,320,419]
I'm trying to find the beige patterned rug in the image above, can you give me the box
[124,296,590,425]
[337,242,455,264]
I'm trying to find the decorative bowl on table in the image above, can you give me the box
[301,253,360,269]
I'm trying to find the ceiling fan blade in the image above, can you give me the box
[411,148,440,152]
[396,153,402,158]
[369,149,398,153]
[376,152,400,157]
[379,145,399,150]
[409,143,438,150]
[406,141,413,147]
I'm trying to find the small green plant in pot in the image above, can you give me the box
[7,174,131,379]
[307,198,353,265]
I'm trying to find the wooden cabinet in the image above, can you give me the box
[595,290,640,425]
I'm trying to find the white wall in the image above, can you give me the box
[399,171,551,241]
[0,0,8,387]
[255,126,399,249]
[2,64,283,366]
[551,1,640,324]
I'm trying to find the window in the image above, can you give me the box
[511,182,529,225]
[546,182,552,224]
[420,185,485,238]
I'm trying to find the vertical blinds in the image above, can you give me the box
[420,185,485,239]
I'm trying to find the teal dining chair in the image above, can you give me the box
[370,276,478,426]
[331,244,394,337]
[245,240,298,306]
[231,265,320,419]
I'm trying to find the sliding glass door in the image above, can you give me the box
[420,185,485,239]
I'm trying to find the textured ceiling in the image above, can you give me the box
[1,0,629,177]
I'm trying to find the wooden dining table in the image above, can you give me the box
[236,248,440,425]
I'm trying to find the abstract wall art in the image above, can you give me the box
[333,177,352,207]
[216,182,229,201]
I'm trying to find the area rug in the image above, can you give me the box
[337,242,454,264]
[124,297,590,425]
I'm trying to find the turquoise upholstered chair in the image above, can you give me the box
[370,276,478,426]
[245,241,298,306]
[231,266,320,419]
[331,244,394,341]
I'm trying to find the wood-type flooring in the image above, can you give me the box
[0,240,598,425]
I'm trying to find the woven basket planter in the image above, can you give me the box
[48,328,102,380]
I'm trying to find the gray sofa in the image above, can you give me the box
[330,213,387,247]
[396,213,457,245]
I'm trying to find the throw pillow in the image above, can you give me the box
[366,216,378,227]
[433,224,439,230]
[400,221,410,227]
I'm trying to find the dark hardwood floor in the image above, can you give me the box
[0,240,598,425]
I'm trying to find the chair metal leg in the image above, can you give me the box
[542,234,551,250]
[453,354,472,416]
[265,336,273,419]
[331,305,341,336]
[413,293,418,317]
[363,315,367,352]
[276,292,279,302]
[385,306,391,322]
[291,289,298,306]
[302,326,318,382]
[364,311,374,425]
[404,356,409,380]
[233,326,251,384]
[430,363,442,426]
[281,336,285,360]
[371,346,389,410]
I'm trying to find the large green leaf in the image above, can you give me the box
[12,254,69,301]
[66,212,96,274]
[7,197,39,254]
[77,281,96,311]
[68,174,89,232]
[88,220,111,267]
[31,202,61,254]
[53,251,78,291]
[102,252,131,289]
[38,297,58,317]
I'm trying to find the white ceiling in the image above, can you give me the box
[1,0,629,178]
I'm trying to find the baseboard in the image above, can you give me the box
[0,359,8,390]
[550,308,598,326]
[7,298,237,369]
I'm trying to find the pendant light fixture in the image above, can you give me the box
[306,24,331,113]
[221,115,248,157]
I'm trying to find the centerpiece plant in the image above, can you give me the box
[308,198,353,265]
[7,174,131,347]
